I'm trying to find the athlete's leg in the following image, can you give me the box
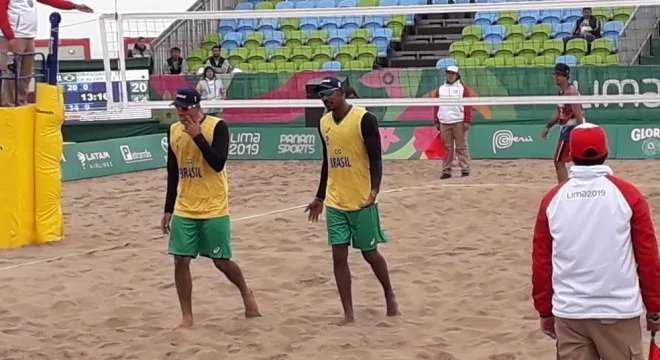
[553,139,570,183]
[168,215,201,328]
[173,255,194,328]
[326,206,355,325]
[554,161,568,183]
[361,250,400,316]
[200,216,260,318]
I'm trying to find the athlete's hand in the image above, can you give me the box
[540,316,557,339]
[161,213,173,234]
[182,116,202,137]
[540,127,550,140]
[304,199,324,222]
[359,191,378,209]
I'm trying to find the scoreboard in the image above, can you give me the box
[57,70,151,121]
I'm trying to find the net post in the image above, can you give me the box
[116,13,130,108]
[46,12,61,86]
[99,14,115,108]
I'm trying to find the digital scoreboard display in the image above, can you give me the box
[57,70,151,121]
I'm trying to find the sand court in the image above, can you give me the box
[0,159,658,360]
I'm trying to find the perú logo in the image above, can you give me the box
[492,130,533,154]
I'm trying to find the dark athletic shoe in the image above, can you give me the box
[440,173,452,180]
[461,171,470,177]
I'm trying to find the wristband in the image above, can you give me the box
[314,197,324,202]
[545,124,554,129]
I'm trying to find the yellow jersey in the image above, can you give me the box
[319,106,373,211]
[169,116,229,219]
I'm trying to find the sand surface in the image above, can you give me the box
[0,159,659,360]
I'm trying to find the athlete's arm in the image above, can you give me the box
[564,86,584,123]
[314,123,329,201]
[546,109,560,129]
[360,112,383,194]
[192,120,230,172]
[164,127,179,213]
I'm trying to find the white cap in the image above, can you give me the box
[446,65,459,73]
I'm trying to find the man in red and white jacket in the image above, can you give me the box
[432,66,472,179]
[0,0,92,107]
[532,122,660,359]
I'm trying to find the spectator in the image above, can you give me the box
[127,37,152,58]
[0,0,92,107]
[532,123,660,359]
[165,46,187,75]
[432,65,472,180]
[564,7,601,51]
[204,45,231,74]
[196,66,224,116]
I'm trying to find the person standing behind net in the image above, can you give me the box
[532,123,660,359]
[432,66,472,180]
[161,87,260,328]
[305,76,400,326]
[541,63,584,184]
[0,0,92,107]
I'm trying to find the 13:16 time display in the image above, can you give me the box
[79,92,108,102]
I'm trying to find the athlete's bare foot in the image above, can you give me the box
[386,297,400,317]
[175,317,193,329]
[336,316,355,326]
[243,290,261,318]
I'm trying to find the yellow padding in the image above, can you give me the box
[34,83,65,243]
[0,105,36,249]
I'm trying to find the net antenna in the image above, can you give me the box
[99,0,660,111]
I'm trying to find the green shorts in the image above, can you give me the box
[326,204,387,251]
[168,215,232,259]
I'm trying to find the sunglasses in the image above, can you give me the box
[318,88,339,97]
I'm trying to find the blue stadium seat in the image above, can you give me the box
[276,1,295,9]
[264,31,285,49]
[603,21,624,37]
[363,15,387,31]
[320,17,341,31]
[474,12,497,26]
[338,0,357,6]
[455,0,470,3]
[301,17,321,31]
[380,0,398,5]
[328,29,350,48]
[561,9,581,24]
[218,20,237,36]
[236,19,257,36]
[518,10,540,27]
[221,32,244,50]
[436,57,457,69]
[322,60,342,70]
[296,0,315,7]
[484,25,506,43]
[341,16,363,32]
[258,19,280,32]
[556,55,578,66]
[371,27,392,56]
[236,2,254,9]
[540,9,562,25]
[433,0,450,3]
[552,23,573,39]
[316,0,336,7]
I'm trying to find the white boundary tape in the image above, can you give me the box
[1,181,658,273]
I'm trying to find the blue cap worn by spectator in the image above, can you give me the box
[171,87,202,108]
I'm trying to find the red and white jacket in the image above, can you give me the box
[532,165,660,319]
[432,80,472,125]
[0,0,76,40]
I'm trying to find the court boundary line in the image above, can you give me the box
[1,181,659,273]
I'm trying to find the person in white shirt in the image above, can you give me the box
[196,66,224,116]
[532,123,660,359]
[432,66,473,179]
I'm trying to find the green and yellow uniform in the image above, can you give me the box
[319,106,387,251]
[167,116,232,259]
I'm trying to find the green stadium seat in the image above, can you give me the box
[566,38,588,59]
[285,30,306,48]
[277,62,297,72]
[387,15,406,41]
[299,61,322,71]
[246,47,268,65]
[605,54,619,65]
[530,24,551,43]
[516,41,539,61]
[290,46,313,67]
[506,24,528,42]
[483,57,508,67]
[270,47,291,64]
[532,54,556,67]
[612,7,633,22]
[228,48,249,66]
[312,45,334,63]
[244,32,265,49]
[461,57,483,67]
[494,40,518,58]
[190,49,207,60]
[498,11,519,26]
[590,38,614,59]
[592,8,612,23]
[357,44,378,65]
[449,41,471,60]
[580,55,603,65]
[468,41,492,63]
[345,59,367,70]
[307,30,329,49]
[358,0,378,6]
[202,33,222,51]
[255,1,274,9]
[336,45,357,65]
[280,18,301,34]
[541,39,564,58]
[236,62,253,72]
[256,62,277,72]
[350,29,371,46]
[462,25,483,43]
[512,56,528,67]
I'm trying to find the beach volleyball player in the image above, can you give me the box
[161,88,260,328]
[541,63,584,183]
[305,76,400,325]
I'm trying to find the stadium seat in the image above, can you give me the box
[264,31,286,49]
[317,0,336,7]
[358,0,378,6]
[236,2,254,10]
[552,23,573,39]
[296,0,315,8]
[228,48,249,66]
[301,17,321,32]
[462,25,483,43]
[320,17,341,31]
[222,32,244,50]
[336,45,357,65]
[506,24,527,42]
[258,19,280,32]
[497,11,519,26]
[285,30,307,47]
[483,57,508,67]
[380,0,398,6]
[532,54,555,66]
[291,46,314,66]
[474,12,498,26]
[270,47,292,64]
[556,54,578,66]
[590,38,614,58]
[580,54,602,65]
[433,0,450,3]
[512,56,528,67]
[257,62,277,72]
[345,59,368,70]
[277,62,297,72]
[341,16,363,32]
[358,44,378,64]
[328,29,350,48]
[219,20,238,36]
[350,28,371,45]
[247,47,268,65]
[518,10,540,28]
[540,9,562,25]
[236,19,258,36]
[530,23,551,42]
[307,30,329,48]
[461,57,483,67]
[276,1,295,9]
[399,0,420,25]
[494,40,517,58]
[299,61,322,71]
[280,18,301,34]
[371,28,393,57]
[312,45,335,63]
[243,32,264,49]
[448,41,470,60]
[468,41,493,63]
[255,1,275,9]
[516,40,539,60]
[592,8,612,23]
[612,7,633,22]
[338,0,358,6]
[561,9,581,24]
[542,39,564,57]
[605,54,618,65]
[565,38,588,59]
[236,63,252,72]
[202,33,222,51]
[483,25,506,43]
[436,57,458,69]
[603,21,624,37]
[321,60,342,70]
[387,15,406,40]
[363,16,387,31]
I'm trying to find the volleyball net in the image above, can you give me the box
[96,0,660,124]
